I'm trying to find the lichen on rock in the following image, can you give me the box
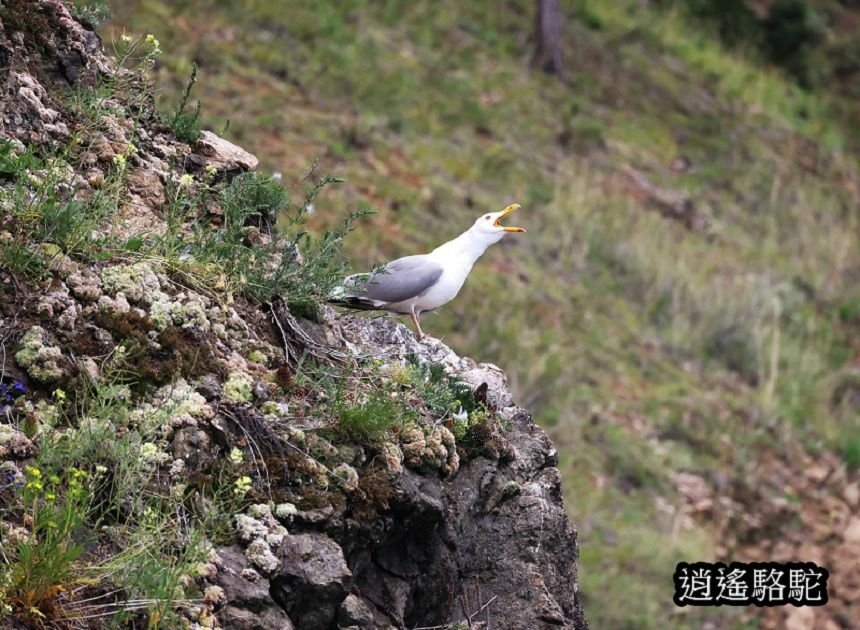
[14,326,66,383]
[100,261,163,303]
[224,371,254,402]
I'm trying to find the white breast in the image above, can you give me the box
[386,255,474,314]
[383,224,498,315]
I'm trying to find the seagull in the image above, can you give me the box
[330,203,526,339]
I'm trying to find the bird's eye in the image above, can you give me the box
[484,215,491,220]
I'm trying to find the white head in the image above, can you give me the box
[468,203,526,245]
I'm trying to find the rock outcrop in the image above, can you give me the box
[0,2,586,628]
[213,313,587,629]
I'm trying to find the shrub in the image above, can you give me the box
[174,171,371,317]
[762,0,822,86]
[335,394,411,442]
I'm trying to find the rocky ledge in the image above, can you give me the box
[215,312,588,629]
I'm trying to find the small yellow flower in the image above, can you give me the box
[53,388,66,401]
[126,143,138,155]
[24,466,41,478]
[49,475,60,484]
[140,442,160,461]
[120,33,133,43]
[228,448,244,465]
[145,34,161,54]
[46,492,56,501]
[113,153,126,168]
[95,465,108,474]
[204,164,217,176]
[179,173,194,188]
[26,481,43,491]
[233,475,252,496]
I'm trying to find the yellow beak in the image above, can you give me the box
[494,203,526,233]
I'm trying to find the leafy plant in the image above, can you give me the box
[169,63,203,143]
[405,358,482,419]
[170,171,372,316]
[70,0,112,27]
[0,140,42,178]
[0,240,48,279]
[841,432,860,471]
[335,393,411,442]
[1,466,92,624]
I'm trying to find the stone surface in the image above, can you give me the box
[270,533,353,630]
[269,309,589,629]
[215,546,294,630]
[191,130,260,173]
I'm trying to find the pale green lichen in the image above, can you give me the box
[247,503,272,519]
[203,585,226,607]
[287,428,306,445]
[0,425,35,459]
[150,293,213,332]
[380,443,404,476]
[259,400,288,418]
[130,379,213,432]
[149,297,181,330]
[247,350,268,365]
[139,441,169,466]
[66,267,102,302]
[97,293,131,314]
[15,326,65,383]
[274,502,297,519]
[235,514,268,543]
[32,400,60,428]
[100,262,163,303]
[236,510,284,576]
[224,371,254,402]
[245,539,279,575]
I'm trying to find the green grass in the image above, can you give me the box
[335,394,411,442]
[0,371,229,627]
[87,0,860,626]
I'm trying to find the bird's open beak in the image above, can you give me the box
[494,203,526,233]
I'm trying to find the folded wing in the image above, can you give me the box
[332,255,444,309]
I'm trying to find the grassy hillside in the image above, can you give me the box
[98,0,860,627]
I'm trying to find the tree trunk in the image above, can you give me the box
[533,0,563,75]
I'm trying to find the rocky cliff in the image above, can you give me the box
[0,2,585,628]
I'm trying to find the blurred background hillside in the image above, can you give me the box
[90,0,859,627]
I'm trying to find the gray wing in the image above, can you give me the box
[359,255,443,304]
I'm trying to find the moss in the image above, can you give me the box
[351,465,396,521]
[92,310,219,388]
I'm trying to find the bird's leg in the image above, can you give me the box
[410,309,426,340]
